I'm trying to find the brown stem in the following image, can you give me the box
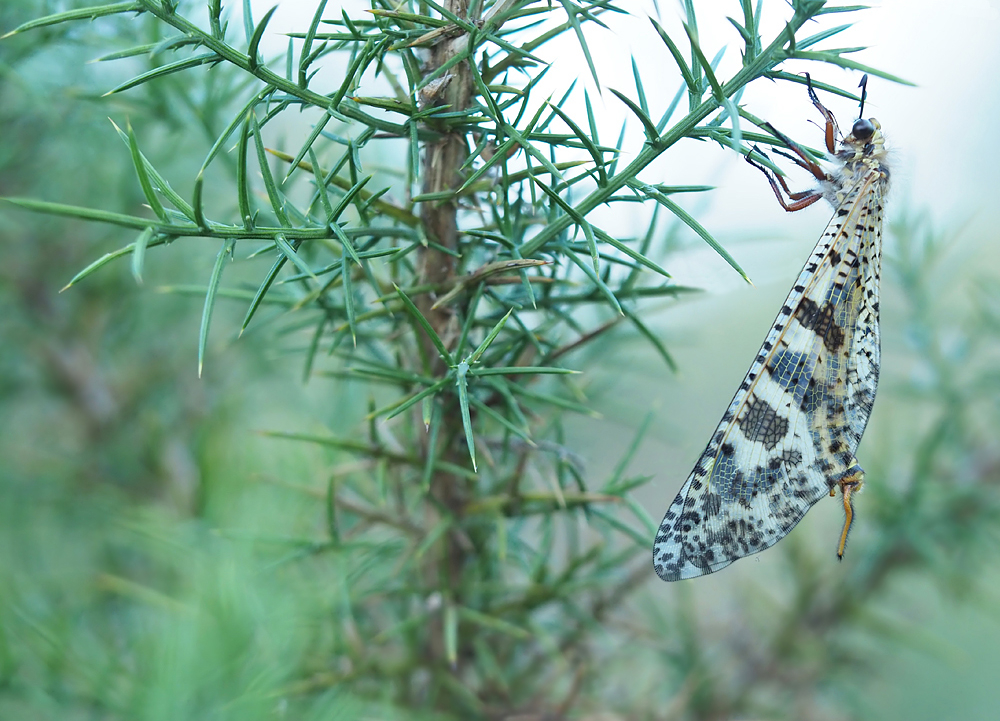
[414,0,476,691]
[417,1,473,365]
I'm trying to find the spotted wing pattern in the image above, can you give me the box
[653,114,890,582]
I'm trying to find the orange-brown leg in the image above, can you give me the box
[804,72,841,154]
[834,468,865,560]
[760,121,829,182]
[745,74,846,213]
[745,146,825,212]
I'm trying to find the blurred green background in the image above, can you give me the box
[2,1,1000,720]
[0,4,357,717]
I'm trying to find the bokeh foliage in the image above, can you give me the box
[1,1,997,720]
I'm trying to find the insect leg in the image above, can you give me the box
[745,146,824,212]
[804,72,841,154]
[761,122,829,183]
[834,465,865,560]
[748,73,842,199]
[771,146,824,175]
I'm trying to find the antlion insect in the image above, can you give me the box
[653,75,890,581]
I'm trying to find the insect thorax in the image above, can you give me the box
[825,120,890,206]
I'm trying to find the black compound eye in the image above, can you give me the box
[852,118,874,140]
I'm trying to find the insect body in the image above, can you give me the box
[653,77,890,581]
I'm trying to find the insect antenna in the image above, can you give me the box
[858,74,869,118]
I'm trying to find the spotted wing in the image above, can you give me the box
[653,171,885,581]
